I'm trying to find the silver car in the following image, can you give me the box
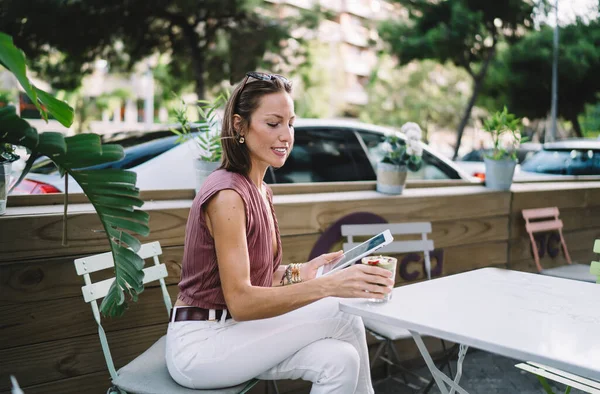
[14,119,474,194]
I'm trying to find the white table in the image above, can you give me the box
[339,267,600,394]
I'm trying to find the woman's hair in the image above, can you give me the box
[220,74,292,174]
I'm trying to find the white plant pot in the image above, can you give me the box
[194,159,220,193]
[376,162,407,195]
[484,157,517,191]
[0,162,11,215]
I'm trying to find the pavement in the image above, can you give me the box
[375,349,586,394]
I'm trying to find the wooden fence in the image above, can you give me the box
[1,181,599,393]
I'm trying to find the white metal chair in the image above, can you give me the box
[74,241,259,394]
[341,222,455,392]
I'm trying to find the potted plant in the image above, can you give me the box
[482,107,523,190]
[170,94,227,192]
[0,143,19,215]
[0,33,148,317]
[377,122,424,195]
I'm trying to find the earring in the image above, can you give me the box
[239,136,245,144]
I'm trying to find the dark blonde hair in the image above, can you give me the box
[220,74,292,174]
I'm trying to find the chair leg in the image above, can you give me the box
[270,380,280,394]
[440,339,454,377]
[371,341,387,369]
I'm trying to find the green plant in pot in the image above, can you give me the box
[0,143,19,214]
[377,122,424,195]
[170,93,227,193]
[0,33,148,317]
[482,107,523,190]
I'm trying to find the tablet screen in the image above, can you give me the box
[320,232,388,276]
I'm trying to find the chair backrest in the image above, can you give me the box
[591,239,600,284]
[341,222,434,280]
[522,207,572,272]
[73,241,172,380]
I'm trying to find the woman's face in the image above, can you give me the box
[242,91,295,171]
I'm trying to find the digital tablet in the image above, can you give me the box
[316,229,394,277]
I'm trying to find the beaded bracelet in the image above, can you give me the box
[280,263,303,286]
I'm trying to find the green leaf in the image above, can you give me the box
[99,206,150,223]
[99,280,127,317]
[9,151,40,192]
[76,169,137,184]
[107,227,141,252]
[93,194,144,210]
[0,106,39,149]
[35,88,75,127]
[102,215,150,236]
[37,132,67,156]
[0,33,74,127]
[0,33,40,116]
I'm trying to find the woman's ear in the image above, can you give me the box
[233,114,243,136]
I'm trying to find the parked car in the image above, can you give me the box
[516,139,600,180]
[13,119,474,194]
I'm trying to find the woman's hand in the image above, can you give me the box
[325,264,394,300]
[300,250,344,281]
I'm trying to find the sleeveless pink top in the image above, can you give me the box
[177,169,282,309]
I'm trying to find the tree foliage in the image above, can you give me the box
[379,0,541,158]
[360,58,471,142]
[0,0,316,99]
[482,19,600,138]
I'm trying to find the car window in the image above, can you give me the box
[521,149,600,175]
[31,135,181,174]
[356,131,458,180]
[273,128,371,183]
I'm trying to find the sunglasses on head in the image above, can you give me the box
[238,71,290,96]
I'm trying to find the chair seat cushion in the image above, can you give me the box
[540,263,596,283]
[113,335,256,394]
[363,317,412,340]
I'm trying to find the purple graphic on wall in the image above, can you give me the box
[530,232,562,259]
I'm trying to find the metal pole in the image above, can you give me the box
[549,0,559,142]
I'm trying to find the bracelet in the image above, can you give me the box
[280,263,304,286]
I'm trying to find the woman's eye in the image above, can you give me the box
[267,123,279,128]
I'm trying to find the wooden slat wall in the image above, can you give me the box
[1,182,598,393]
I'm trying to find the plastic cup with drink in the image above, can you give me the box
[361,255,397,303]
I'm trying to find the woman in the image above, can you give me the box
[165,71,394,393]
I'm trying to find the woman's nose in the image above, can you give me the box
[280,125,293,142]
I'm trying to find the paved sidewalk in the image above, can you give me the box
[376,349,586,394]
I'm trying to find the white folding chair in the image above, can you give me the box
[74,241,259,394]
[341,222,455,392]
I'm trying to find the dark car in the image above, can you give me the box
[519,140,600,176]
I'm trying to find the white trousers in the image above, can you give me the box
[165,297,374,394]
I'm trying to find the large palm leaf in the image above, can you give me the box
[0,32,148,316]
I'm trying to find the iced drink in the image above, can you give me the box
[361,255,397,303]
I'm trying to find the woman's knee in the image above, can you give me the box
[317,340,360,387]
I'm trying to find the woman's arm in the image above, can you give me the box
[206,190,393,322]
[272,251,343,286]
[272,265,287,287]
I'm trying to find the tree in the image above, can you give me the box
[0,0,314,100]
[379,0,541,159]
[483,20,600,138]
[360,57,471,143]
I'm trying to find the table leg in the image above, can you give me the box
[409,331,470,394]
